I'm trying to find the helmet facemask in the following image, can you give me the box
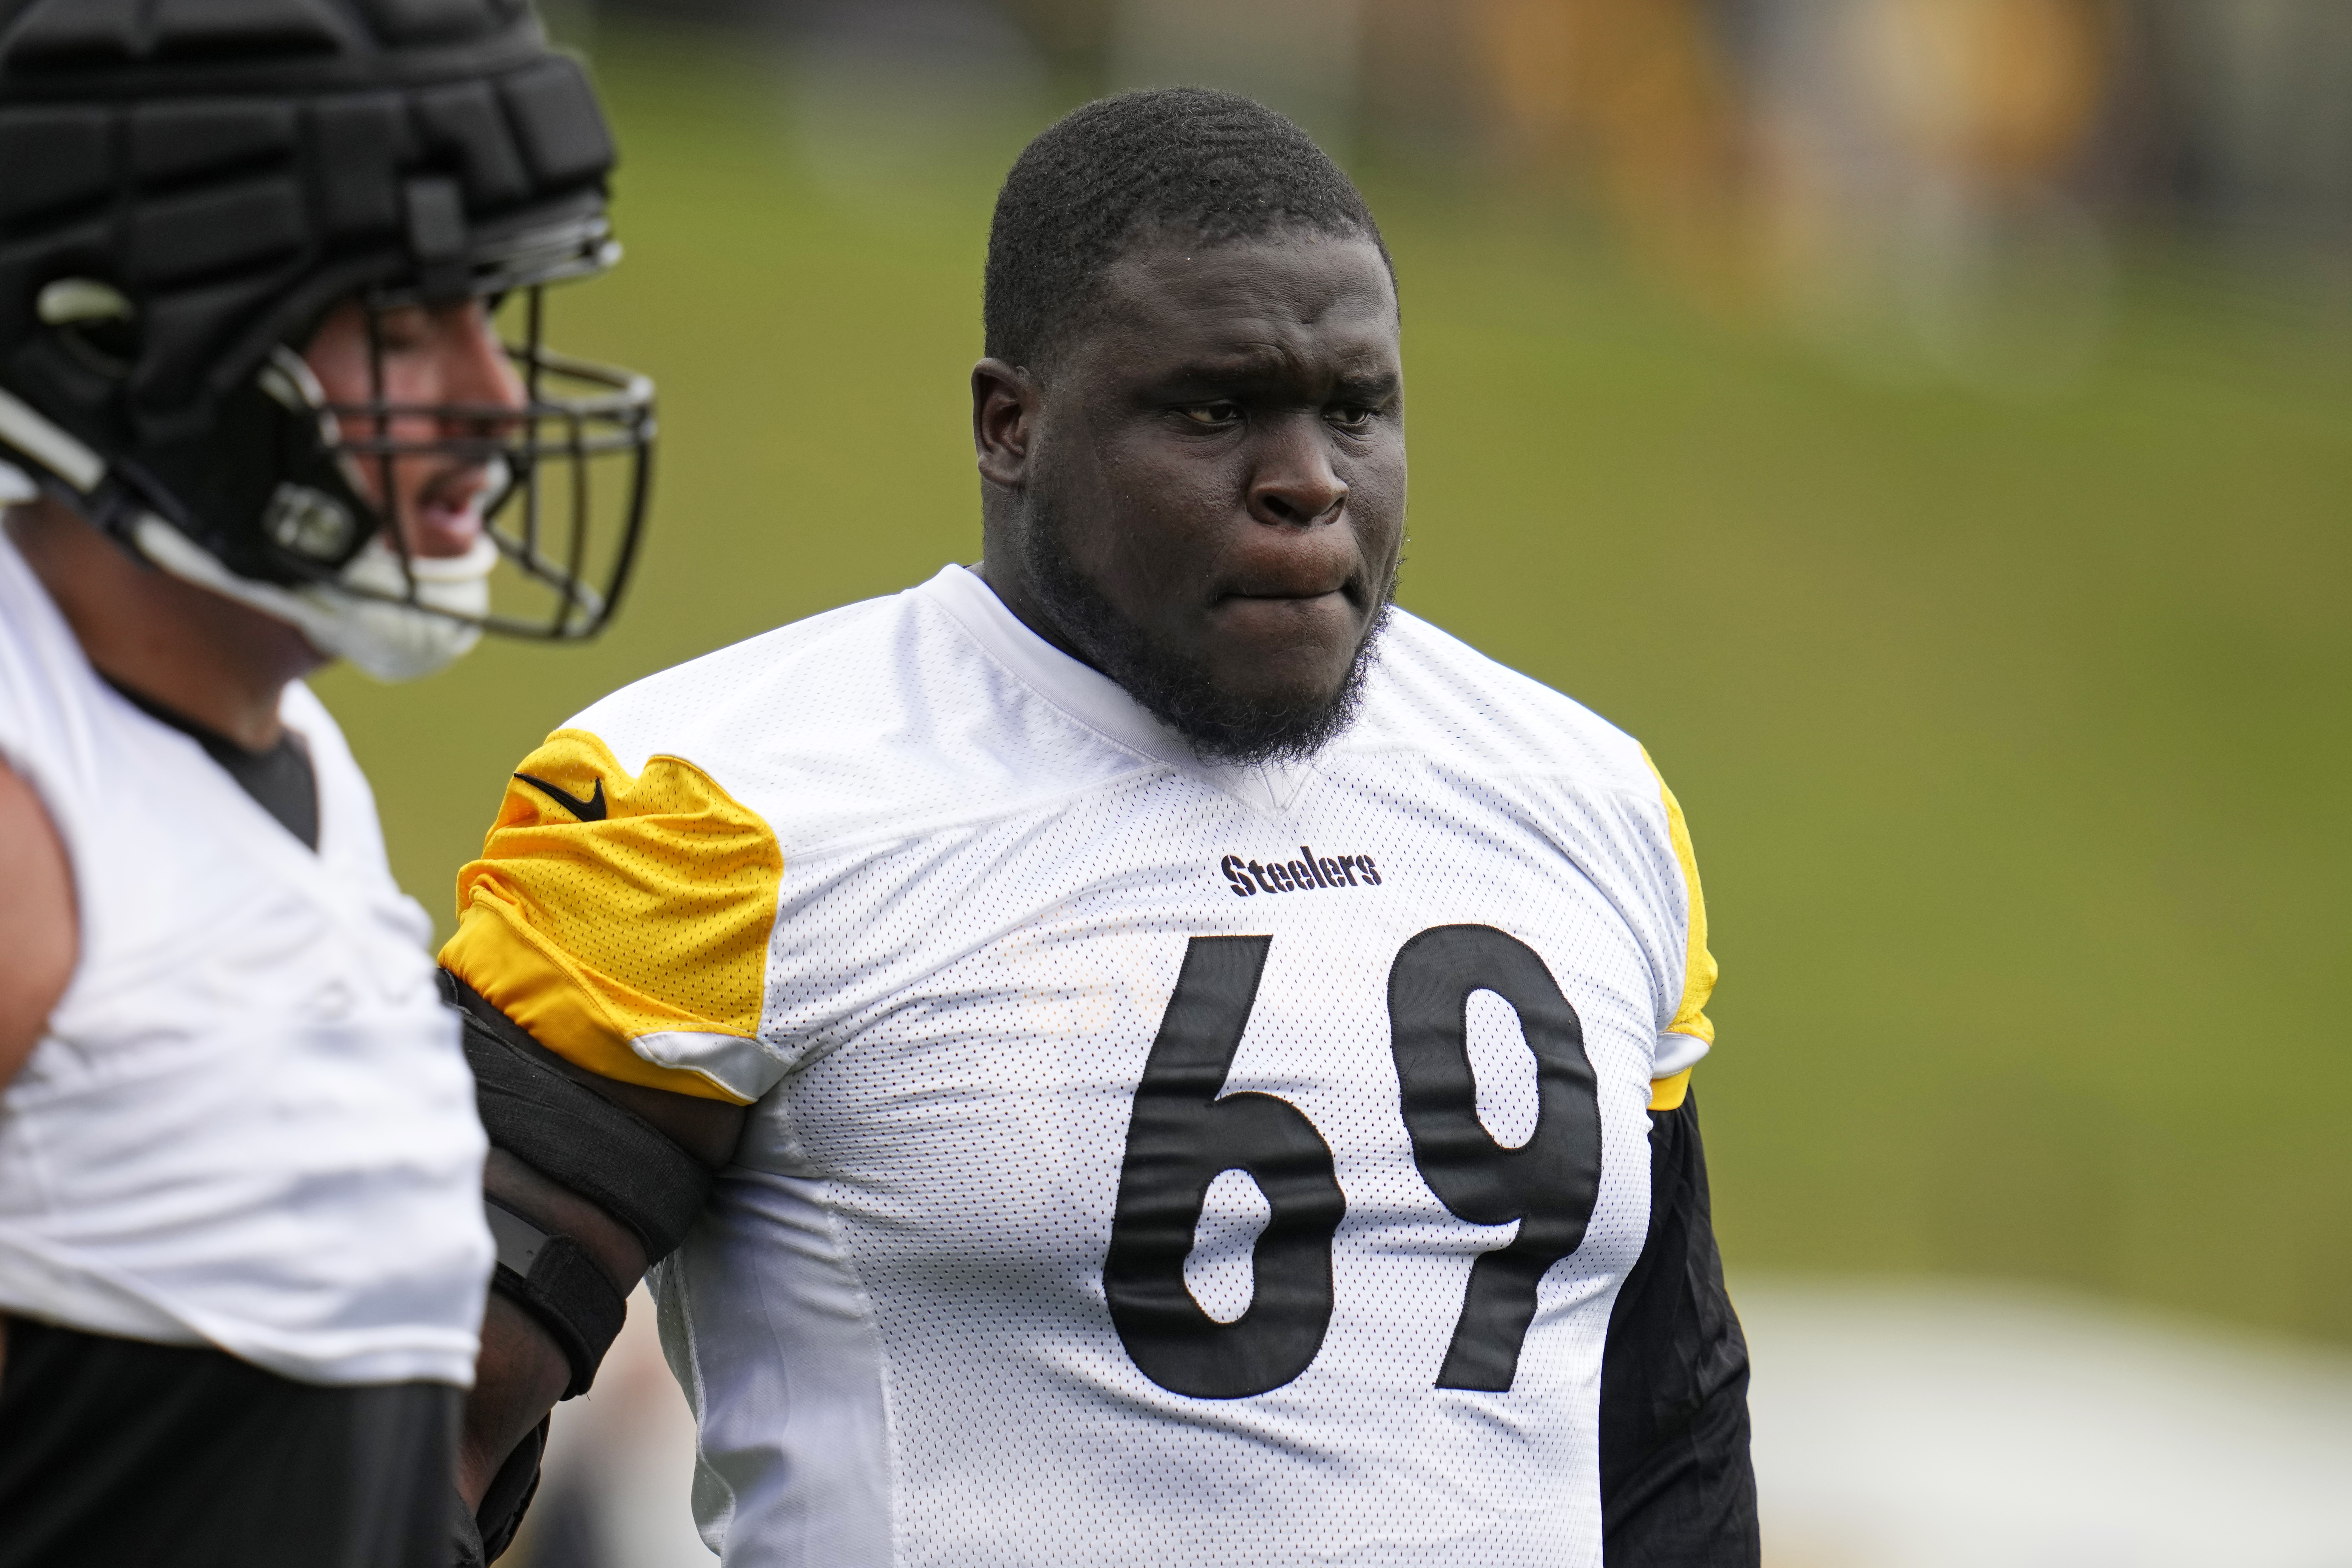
[314,222,654,649]
[86,220,655,681]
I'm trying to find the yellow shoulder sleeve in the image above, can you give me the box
[1640,748,1718,1113]
[440,728,783,1105]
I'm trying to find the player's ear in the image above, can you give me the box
[973,358,1039,489]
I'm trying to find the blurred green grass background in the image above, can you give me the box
[318,26,2352,1344]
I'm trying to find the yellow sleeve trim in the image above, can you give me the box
[440,728,781,1106]
[443,894,751,1104]
[1640,746,1717,1047]
[1648,1069,1692,1112]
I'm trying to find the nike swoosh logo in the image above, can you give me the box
[514,772,607,822]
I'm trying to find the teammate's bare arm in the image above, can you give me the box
[0,751,74,1383]
[0,757,73,1091]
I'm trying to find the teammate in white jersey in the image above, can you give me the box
[0,2,653,1563]
[443,89,1756,1565]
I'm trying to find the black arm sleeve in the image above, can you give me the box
[1598,1090,1760,1567]
[442,972,715,1261]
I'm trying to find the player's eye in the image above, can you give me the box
[370,306,433,355]
[1177,402,1241,426]
[1325,403,1375,431]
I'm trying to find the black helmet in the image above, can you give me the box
[0,0,654,675]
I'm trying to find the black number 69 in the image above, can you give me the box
[1103,925,1601,1399]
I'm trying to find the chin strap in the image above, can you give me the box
[130,513,492,681]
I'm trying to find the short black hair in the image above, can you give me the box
[984,87,1389,369]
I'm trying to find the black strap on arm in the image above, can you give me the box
[1599,1090,1761,1568]
[485,1199,626,1401]
[443,972,716,1261]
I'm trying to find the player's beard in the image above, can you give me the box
[1020,489,1394,768]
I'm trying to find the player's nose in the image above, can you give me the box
[435,302,527,430]
[1246,413,1348,529]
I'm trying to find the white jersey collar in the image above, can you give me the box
[917,563,1316,813]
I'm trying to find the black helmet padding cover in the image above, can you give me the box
[0,0,613,468]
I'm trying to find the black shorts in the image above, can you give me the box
[0,1315,461,1568]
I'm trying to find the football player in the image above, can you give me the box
[0,1,650,1564]
[443,89,1756,1565]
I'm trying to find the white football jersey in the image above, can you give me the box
[445,564,1719,1566]
[0,532,491,1386]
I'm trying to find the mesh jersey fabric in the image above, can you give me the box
[0,532,490,1387]
[445,564,1720,1566]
